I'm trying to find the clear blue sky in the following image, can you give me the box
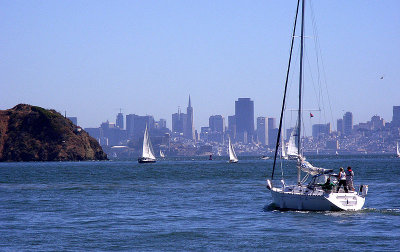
[1,0,399,134]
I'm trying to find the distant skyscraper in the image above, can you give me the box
[268,118,276,130]
[228,115,236,139]
[268,117,277,146]
[312,123,331,138]
[235,98,254,143]
[184,95,195,140]
[209,115,225,133]
[343,112,353,135]
[257,117,268,145]
[126,114,136,138]
[371,115,385,130]
[157,119,167,129]
[392,106,400,127]
[133,115,154,137]
[337,119,343,135]
[116,112,124,129]
[126,114,154,138]
[172,108,187,134]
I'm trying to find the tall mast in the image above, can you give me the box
[271,0,301,180]
[297,0,305,184]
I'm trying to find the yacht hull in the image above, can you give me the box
[138,157,156,163]
[270,187,365,211]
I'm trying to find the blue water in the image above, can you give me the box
[1,156,399,251]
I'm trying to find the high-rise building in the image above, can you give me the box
[256,117,268,145]
[116,112,124,129]
[392,106,400,127]
[126,114,136,138]
[172,108,187,135]
[126,114,154,138]
[312,123,331,138]
[227,115,236,139]
[371,115,385,130]
[235,98,254,143]
[209,115,225,133]
[343,112,353,135]
[184,95,195,140]
[268,128,279,147]
[208,115,225,143]
[268,118,276,130]
[268,117,277,146]
[337,119,343,135]
[156,119,167,129]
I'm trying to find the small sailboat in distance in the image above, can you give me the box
[160,150,165,158]
[228,137,238,163]
[138,125,156,163]
[397,142,400,158]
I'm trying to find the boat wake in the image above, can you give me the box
[361,208,400,216]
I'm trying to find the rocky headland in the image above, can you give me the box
[0,104,107,161]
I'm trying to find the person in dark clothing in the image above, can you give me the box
[319,177,335,192]
[346,166,355,191]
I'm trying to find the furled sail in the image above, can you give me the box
[300,159,333,175]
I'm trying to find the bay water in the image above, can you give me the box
[1,155,399,251]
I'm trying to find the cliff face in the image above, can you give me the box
[0,104,107,161]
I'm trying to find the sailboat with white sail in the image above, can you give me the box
[266,0,368,211]
[160,150,165,158]
[138,125,156,163]
[228,137,238,163]
[396,142,400,158]
[286,128,299,160]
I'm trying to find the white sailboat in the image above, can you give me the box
[266,0,368,211]
[160,150,165,158]
[228,137,238,163]
[396,142,400,158]
[138,125,156,163]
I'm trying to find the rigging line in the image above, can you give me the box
[305,50,322,111]
[310,0,335,130]
[309,1,326,124]
[271,0,301,180]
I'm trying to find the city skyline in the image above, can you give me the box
[84,99,398,140]
[1,1,399,130]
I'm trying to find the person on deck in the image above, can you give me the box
[319,177,335,192]
[336,167,348,193]
[346,166,355,191]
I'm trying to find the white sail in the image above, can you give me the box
[397,142,400,157]
[287,127,299,158]
[141,125,156,160]
[160,150,165,158]
[300,159,333,176]
[228,137,238,163]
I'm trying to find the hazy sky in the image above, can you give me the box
[1,0,399,134]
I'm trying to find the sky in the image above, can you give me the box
[1,0,399,135]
